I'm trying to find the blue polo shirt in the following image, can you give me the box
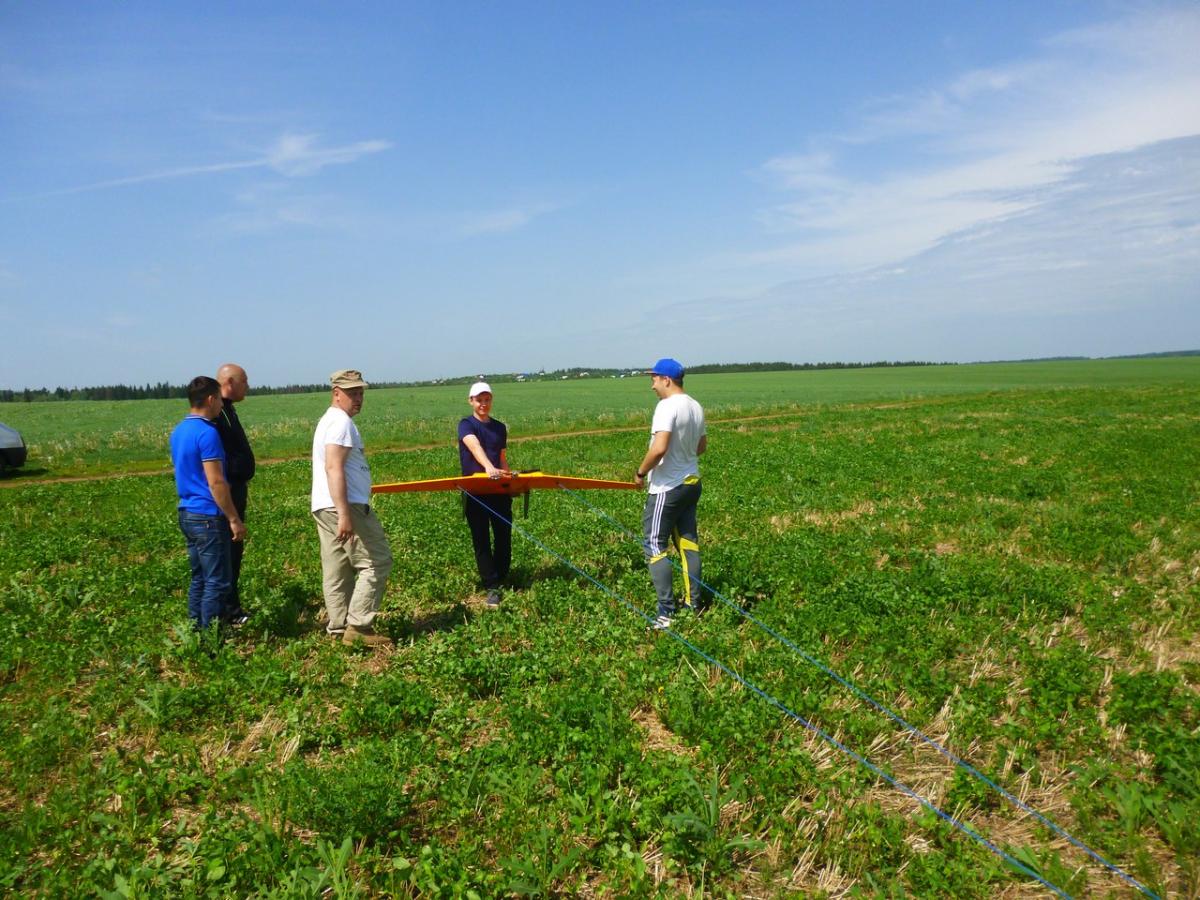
[170,415,226,515]
[458,416,507,475]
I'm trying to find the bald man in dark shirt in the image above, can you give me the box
[214,363,255,625]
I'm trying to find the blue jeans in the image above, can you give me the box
[178,510,233,629]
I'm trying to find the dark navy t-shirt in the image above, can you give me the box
[458,416,507,475]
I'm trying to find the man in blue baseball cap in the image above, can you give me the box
[634,358,707,630]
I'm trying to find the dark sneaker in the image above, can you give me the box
[486,589,502,608]
[343,625,393,648]
[225,609,250,627]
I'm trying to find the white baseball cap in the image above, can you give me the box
[468,381,493,398]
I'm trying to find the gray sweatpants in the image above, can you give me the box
[642,478,703,618]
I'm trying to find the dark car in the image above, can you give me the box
[0,422,27,469]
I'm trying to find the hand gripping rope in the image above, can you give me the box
[460,489,1148,898]
[552,485,1159,899]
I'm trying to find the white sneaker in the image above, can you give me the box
[653,615,672,631]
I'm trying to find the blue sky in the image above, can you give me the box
[2,1,1197,389]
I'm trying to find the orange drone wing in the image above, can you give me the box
[371,473,514,495]
[531,473,640,491]
[371,470,637,496]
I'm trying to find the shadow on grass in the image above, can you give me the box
[254,584,475,643]
[394,603,471,640]
[0,466,49,481]
[520,561,583,587]
[255,581,315,639]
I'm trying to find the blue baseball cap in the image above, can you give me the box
[646,358,685,380]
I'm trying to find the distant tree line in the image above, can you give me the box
[1109,348,1199,359]
[0,383,312,403]
[687,360,943,374]
[0,381,417,402]
[4,352,1195,401]
[1,363,938,401]
[1,383,190,403]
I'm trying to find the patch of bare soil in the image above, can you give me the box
[630,705,694,757]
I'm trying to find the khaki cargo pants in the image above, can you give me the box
[313,503,393,634]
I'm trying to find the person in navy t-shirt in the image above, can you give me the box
[458,381,511,608]
[169,376,246,631]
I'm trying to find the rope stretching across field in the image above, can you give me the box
[554,485,1159,900]
[460,489,1073,899]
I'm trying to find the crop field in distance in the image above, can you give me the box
[1,358,1198,896]
[3,357,1196,479]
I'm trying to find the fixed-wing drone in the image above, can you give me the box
[372,470,638,516]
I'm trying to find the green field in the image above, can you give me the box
[2,360,1198,896]
[3,357,1197,479]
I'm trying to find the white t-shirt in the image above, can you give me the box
[311,406,373,511]
[647,392,706,494]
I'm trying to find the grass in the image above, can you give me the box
[1,359,1198,895]
[1,356,1197,479]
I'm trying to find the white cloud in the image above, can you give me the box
[946,63,1041,102]
[688,135,1200,363]
[34,132,391,198]
[748,6,1200,276]
[207,182,352,235]
[104,312,140,329]
[456,203,558,237]
[265,133,391,177]
[759,151,843,194]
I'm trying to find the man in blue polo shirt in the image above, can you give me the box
[170,376,247,630]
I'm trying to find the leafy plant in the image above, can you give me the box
[3,363,1199,894]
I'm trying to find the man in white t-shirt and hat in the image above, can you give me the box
[311,369,393,647]
[634,357,707,630]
